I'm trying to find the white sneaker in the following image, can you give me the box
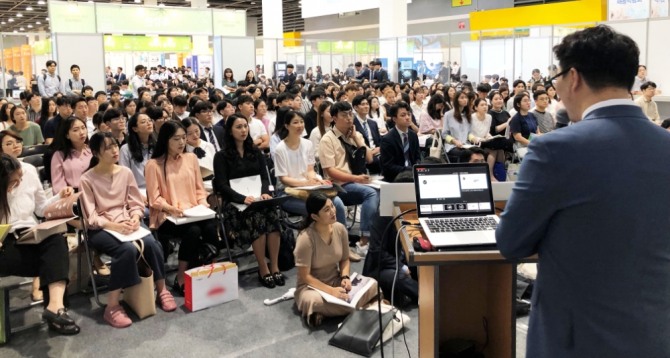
[348,248,362,262]
[355,242,369,257]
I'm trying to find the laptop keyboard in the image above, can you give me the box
[425,217,498,232]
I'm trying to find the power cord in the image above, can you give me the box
[376,207,417,358]
[391,224,417,358]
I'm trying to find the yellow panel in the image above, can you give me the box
[283,31,302,47]
[470,0,607,31]
[452,0,472,7]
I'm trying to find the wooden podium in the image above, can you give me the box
[394,202,530,358]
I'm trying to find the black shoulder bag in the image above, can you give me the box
[338,137,367,175]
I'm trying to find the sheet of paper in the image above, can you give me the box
[230,175,262,198]
[182,205,216,218]
[104,227,152,242]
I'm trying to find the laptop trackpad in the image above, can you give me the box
[431,230,497,247]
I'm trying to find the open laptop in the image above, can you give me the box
[412,163,499,249]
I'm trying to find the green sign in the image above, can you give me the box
[49,1,96,33]
[96,4,212,35]
[103,35,192,52]
[33,39,52,56]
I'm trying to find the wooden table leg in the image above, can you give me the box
[418,265,437,357]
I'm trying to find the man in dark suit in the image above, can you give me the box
[373,60,389,83]
[356,62,371,82]
[113,67,126,83]
[352,95,382,174]
[193,100,224,151]
[282,64,296,87]
[379,101,420,182]
[496,25,670,358]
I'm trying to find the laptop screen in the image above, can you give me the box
[413,163,495,217]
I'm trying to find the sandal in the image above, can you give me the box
[258,273,276,289]
[272,272,286,287]
[43,308,80,335]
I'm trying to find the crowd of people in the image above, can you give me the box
[0,50,667,336]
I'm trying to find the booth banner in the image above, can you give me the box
[103,36,192,52]
[652,0,669,17]
[20,45,32,82]
[184,262,238,312]
[609,0,650,20]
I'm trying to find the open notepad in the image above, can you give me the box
[166,205,216,225]
[308,273,375,309]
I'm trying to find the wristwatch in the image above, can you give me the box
[340,275,350,280]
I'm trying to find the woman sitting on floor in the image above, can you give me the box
[0,153,80,335]
[80,132,176,328]
[294,193,378,328]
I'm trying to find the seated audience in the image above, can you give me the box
[182,118,215,179]
[0,154,80,335]
[319,101,378,256]
[308,102,333,159]
[294,193,379,328]
[145,121,220,295]
[102,108,127,145]
[531,90,554,133]
[50,116,92,195]
[509,93,541,158]
[238,95,269,150]
[274,110,347,225]
[442,90,472,162]
[469,98,498,179]
[119,113,155,202]
[419,93,445,135]
[213,115,284,289]
[44,96,74,145]
[635,81,661,124]
[380,101,420,182]
[80,133,176,328]
[9,106,43,146]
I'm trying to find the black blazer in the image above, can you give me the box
[304,108,318,138]
[199,124,225,151]
[374,69,389,83]
[379,127,420,182]
[356,68,371,81]
[354,116,382,149]
[114,73,126,82]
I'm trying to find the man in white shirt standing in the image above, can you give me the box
[130,65,146,99]
[38,60,62,97]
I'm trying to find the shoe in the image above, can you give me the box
[93,254,111,276]
[172,277,185,296]
[156,290,177,312]
[355,242,369,257]
[307,313,324,328]
[272,272,286,287]
[43,308,80,335]
[348,248,362,262]
[258,273,276,289]
[104,304,132,328]
[32,290,44,302]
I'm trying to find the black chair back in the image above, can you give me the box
[19,144,49,158]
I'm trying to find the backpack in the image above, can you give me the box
[68,78,85,89]
[338,137,367,175]
[43,73,61,85]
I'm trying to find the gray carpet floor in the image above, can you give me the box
[1,254,421,358]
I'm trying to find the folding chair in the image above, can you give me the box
[19,144,49,158]
[74,199,106,307]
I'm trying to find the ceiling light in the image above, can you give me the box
[134,0,141,2]
[36,21,41,24]
[38,0,46,4]
[158,3,165,7]
[46,17,49,21]
[27,6,33,11]
[251,1,256,4]
[8,18,14,22]
[27,24,33,28]
[19,27,25,31]
[13,30,17,33]
[0,22,5,25]
[17,13,23,17]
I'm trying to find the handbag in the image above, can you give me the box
[429,131,443,158]
[277,222,296,271]
[328,309,396,357]
[123,240,157,319]
[284,187,339,201]
[338,137,367,175]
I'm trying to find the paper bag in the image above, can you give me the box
[184,262,238,312]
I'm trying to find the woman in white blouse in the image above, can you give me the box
[308,102,332,159]
[182,118,215,179]
[469,98,498,180]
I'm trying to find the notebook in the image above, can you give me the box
[412,163,499,249]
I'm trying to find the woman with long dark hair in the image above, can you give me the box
[50,116,91,195]
[441,90,472,162]
[308,102,332,158]
[213,115,283,289]
[294,193,378,328]
[223,68,237,95]
[80,132,176,328]
[0,153,80,335]
[119,113,155,198]
[9,106,43,146]
[0,102,15,130]
[145,121,219,295]
[419,93,445,135]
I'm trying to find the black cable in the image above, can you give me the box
[480,316,489,353]
[400,307,411,357]
[376,207,417,358]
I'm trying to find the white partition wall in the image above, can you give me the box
[220,37,256,86]
[606,20,648,65]
[646,18,670,92]
[54,33,105,93]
